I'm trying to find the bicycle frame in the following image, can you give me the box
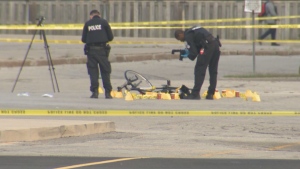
[117,70,181,95]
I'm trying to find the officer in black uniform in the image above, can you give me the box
[174,26,221,100]
[81,10,114,99]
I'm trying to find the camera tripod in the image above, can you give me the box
[11,16,60,93]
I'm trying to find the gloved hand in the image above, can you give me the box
[180,48,189,58]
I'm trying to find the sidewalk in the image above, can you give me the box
[0,35,299,67]
[0,119,115,143]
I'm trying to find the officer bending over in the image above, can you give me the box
[81,10,114,99]
[174,26,221,100]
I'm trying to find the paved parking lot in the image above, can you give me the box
[0,36,299,160]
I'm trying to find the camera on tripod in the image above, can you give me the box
[12,15,60,93]
[36,16,46,26]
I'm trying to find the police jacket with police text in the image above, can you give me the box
[81,15,114,44]
[184,26,212,61]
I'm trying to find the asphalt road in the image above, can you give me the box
[0,57,299,110]
[0,156,299,169]
[1,116,300,159]
[0,56,299,164]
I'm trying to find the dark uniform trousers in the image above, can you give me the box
[86,46,112,94]
[192,38,220,95]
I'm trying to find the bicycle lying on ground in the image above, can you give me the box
[117,70,189,96]
[116,70,238,100]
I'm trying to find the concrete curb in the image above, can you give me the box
[1,50,300,67]
[0,121,115,143]
[224,50,300,56]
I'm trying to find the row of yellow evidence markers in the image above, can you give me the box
[202,89,261,102]
[98,87,261,102]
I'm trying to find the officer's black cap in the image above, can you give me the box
[90,10,100,15]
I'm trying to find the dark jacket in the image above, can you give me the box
[81,15,114,44]
[184,26,212,61]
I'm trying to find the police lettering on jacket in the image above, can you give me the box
[88,25,102,31]
[81,15,114,44]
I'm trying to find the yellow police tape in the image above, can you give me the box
[0,38,180,44]
[1,38,299,44]
[0,110,299,116]
[1,24,299,30]
[29,15,300,27]
[109,15,300,26]
[0,15,298,28]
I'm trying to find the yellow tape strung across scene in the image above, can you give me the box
[1,24,300,30]
[42,15,300,26]
[0,15,299,29]
[1,15,298,28]
[0,110,299,116]
[109,15,300,26]
[0,38,179,44]
[0,38,299,44]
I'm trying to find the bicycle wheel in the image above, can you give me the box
[124,70,153,91]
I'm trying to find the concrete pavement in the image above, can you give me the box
[0,60,299,145]
[0,119,115,143]
[0,35,299,155]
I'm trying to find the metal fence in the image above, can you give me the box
[0,0,299,39]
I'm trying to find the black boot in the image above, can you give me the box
[179,85,191,99]
[90,92,98,99]
[180,85,191,95]
[205,93,214,100]
[182,92,200,100]
[183,94,200,100]
[105,90,113,99]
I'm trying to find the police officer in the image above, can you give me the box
[174,26,221,100]
[81,10,114,99]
